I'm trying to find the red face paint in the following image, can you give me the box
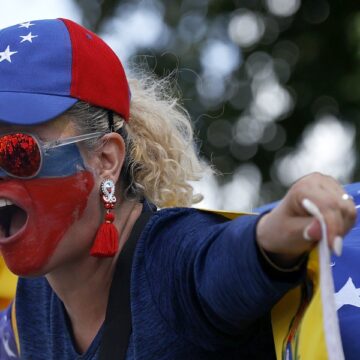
[0,171,94,275]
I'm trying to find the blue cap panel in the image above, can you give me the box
[0,92,77,124]
[0,19,72,96]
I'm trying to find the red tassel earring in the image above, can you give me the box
[90,179,119,257]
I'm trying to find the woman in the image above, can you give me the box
[0,18,355,359]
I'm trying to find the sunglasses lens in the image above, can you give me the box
[0,133,41,178]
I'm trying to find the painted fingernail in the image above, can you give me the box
[303,224,313,241]
[333,236,343,257]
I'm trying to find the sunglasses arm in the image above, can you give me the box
[44,131,105,149]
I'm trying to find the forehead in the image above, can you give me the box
[0,115,75,139]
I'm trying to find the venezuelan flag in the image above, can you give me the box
[0,256,17,309]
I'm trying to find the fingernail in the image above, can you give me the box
[303,224,313,241]
[302,198,322,218]
[333,236,343,257]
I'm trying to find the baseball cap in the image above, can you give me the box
[0,18,130,125]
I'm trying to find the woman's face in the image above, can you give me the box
[0,117,103,276]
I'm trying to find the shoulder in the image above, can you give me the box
[135,208,228,270]
[138,207,259,265]
[145,207,232,238]
[145,207,258,241]
[140,208,229,251]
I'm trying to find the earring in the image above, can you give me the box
[90,179,119,257]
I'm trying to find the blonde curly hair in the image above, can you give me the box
[67,72,209,208]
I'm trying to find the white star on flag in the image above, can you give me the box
[0,46,17,63]
[335,277,360,310]
[18,22,35,29]
[20,32,38,43]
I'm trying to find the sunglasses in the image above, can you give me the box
[0,131,104,179]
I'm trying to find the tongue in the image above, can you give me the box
[9,207,27,237]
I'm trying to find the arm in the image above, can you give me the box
[144,209,304,350]
[194,213,306,335]
[144,174,356,350]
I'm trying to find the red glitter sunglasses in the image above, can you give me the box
[0,132,104,179]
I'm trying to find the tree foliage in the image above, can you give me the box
[75,0,360,205]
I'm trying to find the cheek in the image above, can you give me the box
[0,171,95,275]
[51,188,102,261]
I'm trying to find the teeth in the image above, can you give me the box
[0,199,13,207]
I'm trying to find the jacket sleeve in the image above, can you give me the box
[143,208,306,349]
[0,305,20,359]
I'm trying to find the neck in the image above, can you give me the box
[46,200,143,354]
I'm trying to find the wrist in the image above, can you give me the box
[256,212,309,270]
[257,244,308,272]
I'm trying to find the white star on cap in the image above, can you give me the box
[0,46,17,63]
[20,32,38,43]
[18,22,35,29]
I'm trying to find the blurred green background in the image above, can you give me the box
[3,0,359,210]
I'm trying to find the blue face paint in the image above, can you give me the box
[38,143,87,177]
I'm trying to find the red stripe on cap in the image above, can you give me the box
[60,18,130,121]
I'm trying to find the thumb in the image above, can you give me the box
[303,219,322,241]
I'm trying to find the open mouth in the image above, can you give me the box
[0,199,28,240]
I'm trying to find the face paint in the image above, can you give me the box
[0,138,96,275]
[0,172,95,275]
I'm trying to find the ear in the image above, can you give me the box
[95,132,126,182]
